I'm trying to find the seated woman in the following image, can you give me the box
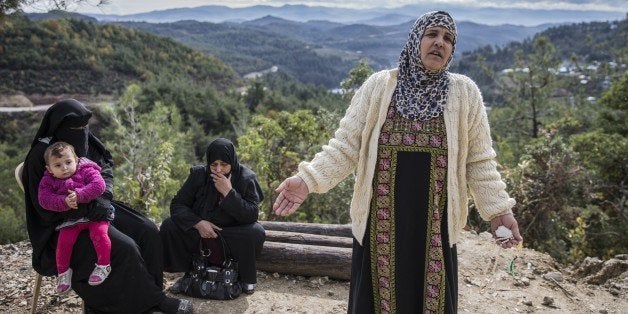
[160,138,265,294]
[22,99,193,313]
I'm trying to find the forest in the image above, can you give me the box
[0,12,626,266]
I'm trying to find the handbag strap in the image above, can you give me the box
[198,231,234,261]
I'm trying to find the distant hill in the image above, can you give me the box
[0,14,240,95]
[114,16,550,88]
[83,4,625,27]
[451,17,627,105]
[115,19,354,88]
[4,11,624,95]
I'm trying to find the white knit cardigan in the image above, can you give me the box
[297,69,515,246]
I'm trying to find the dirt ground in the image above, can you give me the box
[1,230,625,313]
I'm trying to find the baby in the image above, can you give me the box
[38,141,112,294]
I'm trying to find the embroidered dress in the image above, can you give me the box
[348,105,458,314]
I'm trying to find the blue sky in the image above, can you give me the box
[47,0,627,15]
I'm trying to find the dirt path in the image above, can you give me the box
[1,230,625,313]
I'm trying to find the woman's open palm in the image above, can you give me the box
[273,176,309,216]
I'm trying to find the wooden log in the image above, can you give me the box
[260,221,352,238]
[265,230,353,248]
[257,241,351,280]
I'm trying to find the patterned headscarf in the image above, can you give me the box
[394,11,457,121]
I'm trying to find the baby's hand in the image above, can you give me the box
[66,190,78,209]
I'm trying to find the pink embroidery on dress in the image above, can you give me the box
[427,284,440,298]
[379,132,390,144]
[436,155,447,168]
[381,299,391,313]
[379,158,391,170]
[411,121,423,131]
[377,232,390,244]
[377,255,390,267]
[403,134,415,145]
[430,234,442,247]
[435,180,443,192]
[379,276,390,288]
[428,260,442,272]
[377,208,391,220]
[430,135,442,147]
[377,183,390,196]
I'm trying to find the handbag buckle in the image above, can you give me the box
[201,248,212,257]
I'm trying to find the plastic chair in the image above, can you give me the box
[15,162,43,314]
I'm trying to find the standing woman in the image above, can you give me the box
[22,99,192,313]
[273,11,522,313]
[160,138,265,294]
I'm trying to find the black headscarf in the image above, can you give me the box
[206,138,242,183]
[170,138,263,227]
[32,99,92,156]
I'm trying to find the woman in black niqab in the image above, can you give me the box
[22,99,192,313]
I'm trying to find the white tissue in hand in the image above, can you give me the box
[495,225,513,238]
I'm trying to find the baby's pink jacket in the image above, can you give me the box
[38,157,105,211]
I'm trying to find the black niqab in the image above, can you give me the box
[32,99,92,156]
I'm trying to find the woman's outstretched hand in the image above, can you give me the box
[273,176,309,216]
[490,213,523,248]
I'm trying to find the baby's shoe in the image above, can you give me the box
[56,268,72,294]
[88,264,111,286]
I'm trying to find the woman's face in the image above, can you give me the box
[419,26,454,72]
[46,148,78,179]
[209,159,232,176]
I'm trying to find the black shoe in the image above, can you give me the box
[156,296,193,314]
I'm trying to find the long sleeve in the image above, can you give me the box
[297,71,383,193]
[38,174,71,212]
[170,167,204,231]
[463,79,516,220]
[73,159,106,204]
[219,169,263,224]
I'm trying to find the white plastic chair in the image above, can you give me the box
[15,162,42,314]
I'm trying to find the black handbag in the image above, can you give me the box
[179,233,242,300]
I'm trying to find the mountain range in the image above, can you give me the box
[83,4,626,27]
[15,7,625,90]
[112,15,551,87]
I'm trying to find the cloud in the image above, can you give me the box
[69,0,627,15]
